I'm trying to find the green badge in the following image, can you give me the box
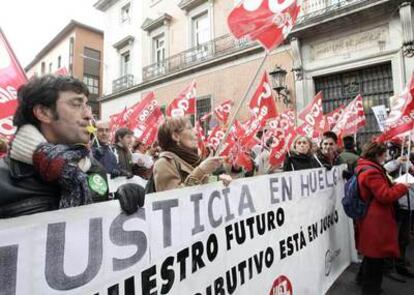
[88,174,108,197]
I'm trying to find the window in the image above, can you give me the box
[153,34,165,64]
[192,11,210,47]
[121,3,130,23]
[83,47,101,76]
[83,74,99,95]
[120,51,130,76]
[69,37,74,74]
[57,56,62,68]
[41,62,45,75]
[49,62,53,73]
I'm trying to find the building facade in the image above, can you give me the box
[292,0,414,142]
[95,0,296,127]
[25,20,104,118]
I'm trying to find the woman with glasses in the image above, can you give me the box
[153,116,225,192]
[283,135,320,171]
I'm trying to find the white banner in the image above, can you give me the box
[0,166,355,295]
[371,105,387,132]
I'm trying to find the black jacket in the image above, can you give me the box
[283,152,321,172]
[0,157,108,218]
[315,150,342,170]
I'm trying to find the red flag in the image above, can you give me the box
[0,28,27,139]
[128,92,163,130]
[378,74,414,142]
[333,94,366,136]
[298,91,324,129]
[228,0,301,51]
[214,100,234,123]
[109,107,127,141]
[267,109,297,166]
[195,121,207,156]
[326,104,345,130]
[166,80,196,117]
[200,112,213,122]
[248,73,278,125]
[133,116,163,146]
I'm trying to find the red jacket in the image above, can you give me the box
[356,158,408,258]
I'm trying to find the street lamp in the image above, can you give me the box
[269,65,291,105]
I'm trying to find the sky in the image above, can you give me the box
[0,0,104,68]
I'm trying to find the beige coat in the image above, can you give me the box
[153,151,209,192]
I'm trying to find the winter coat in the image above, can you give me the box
[283,152,321,172]
[339,150,359,172]
[114,144,133,174]
[356,158,408,258]
[0,157,109,218]
[92,144,119,174]
[153,151,209,192]
[315,150,342,170]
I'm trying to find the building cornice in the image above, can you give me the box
[25,20,103,71]
[112,35,135,50]
[141,14,172,33]
[178,0,211,12]
[93,0,119,12]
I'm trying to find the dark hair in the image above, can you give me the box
[157,116,190,150]
[361,141,387,163]
[322,131,338,143]
[115,128,133,143]
[133,139,144,151]
[13,75,89,129]
[343,136,355,150]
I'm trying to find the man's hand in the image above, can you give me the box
[115,183,145,215]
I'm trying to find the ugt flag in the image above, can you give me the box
[0,28,27,139]
[228,0,301,51]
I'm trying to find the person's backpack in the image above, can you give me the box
[342,166,376,219]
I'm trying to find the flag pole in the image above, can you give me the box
[215,51,269,156]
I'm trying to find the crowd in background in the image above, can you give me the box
[0,75,413,295]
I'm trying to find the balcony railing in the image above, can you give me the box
[112,74,134,93]
[297,0,373,25]
[142,34,255,82]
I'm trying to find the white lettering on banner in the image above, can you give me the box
[0,85,17,103]
[139,100,158,122]
[0,166,354,295]
[241,0,295,12]
[0,116,16,135]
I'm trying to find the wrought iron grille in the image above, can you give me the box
[314,62,393,144]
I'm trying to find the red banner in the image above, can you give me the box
[228,0,301,51]
[166,80,196,117]
[267,109,296,166]
[298,91,324,128]
[127,92,163,146]
[333,94,366,136]
[248,72,278,125]
[0,28,27,139]
[378,74,414,142]
[326,104,345,130]
[128,92,163,130]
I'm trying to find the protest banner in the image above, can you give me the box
[0,166,355,295]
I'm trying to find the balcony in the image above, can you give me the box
[142,34,255,82]
[112,74,134,93]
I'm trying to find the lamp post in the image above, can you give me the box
[269,65,291,106]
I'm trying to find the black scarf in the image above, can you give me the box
[165,144,201,167]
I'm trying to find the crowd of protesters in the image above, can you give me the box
[0,75,413,295]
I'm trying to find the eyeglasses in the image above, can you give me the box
[66,101,92,112]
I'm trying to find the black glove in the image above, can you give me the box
[342,169,353,180]
[115,183,145,215]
